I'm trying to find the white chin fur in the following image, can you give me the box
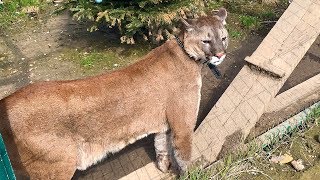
[209,54,226,66]
[223,20,227,25]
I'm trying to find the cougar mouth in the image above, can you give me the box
[208,54,226,66]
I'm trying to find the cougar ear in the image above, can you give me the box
[217,8,227,25]
[180,18,195,32]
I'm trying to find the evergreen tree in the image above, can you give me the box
[67,0,221,44]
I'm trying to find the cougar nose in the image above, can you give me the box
[215,52,224,58]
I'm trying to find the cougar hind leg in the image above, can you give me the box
[154,131,172,172]
[170,127,192,173]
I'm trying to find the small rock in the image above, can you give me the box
[291,159,305,171]
[317,135,320,143]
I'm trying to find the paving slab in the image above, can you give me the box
[244,0,320,77]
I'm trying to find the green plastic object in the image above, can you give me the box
[0,134,16,180]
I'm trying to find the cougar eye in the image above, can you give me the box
[202,40,211,44]
[222,37,227,41]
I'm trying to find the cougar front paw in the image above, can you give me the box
[156,154,170,173]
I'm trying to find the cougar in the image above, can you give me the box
[0,8,228,179]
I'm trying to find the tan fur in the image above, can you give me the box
[0,8,228,179]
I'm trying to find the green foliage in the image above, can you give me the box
[179,167,212,180]
[80,56,94,68]
[66,50,120,69]
[66,0,215,44]
[0,0,44,29]
[65,0,287,44]
[0,1,24,28]
[229,29,242,39]
[19,0,41,7]
[239,15,259,30]
[61,45,150,74]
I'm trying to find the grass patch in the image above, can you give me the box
[60,44,150,75]
[80,55,94,68]
[0,1,25,29]
[222,0,288,40]
[239,15,259,30]
[18,0,40,7]
[62,50,122,69]
[228,29,243,39]
[180,167,213,180]
[0,0,51,31]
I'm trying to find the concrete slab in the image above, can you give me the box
[244,0,319,77]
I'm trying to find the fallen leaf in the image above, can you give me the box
[270,156,282,163]
[270,154,294,164]
[279,154,293,164]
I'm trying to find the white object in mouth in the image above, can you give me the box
[209,54,226,66]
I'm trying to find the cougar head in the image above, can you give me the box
[181,8,229,66]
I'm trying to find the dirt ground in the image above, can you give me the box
[1,9,320,179]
